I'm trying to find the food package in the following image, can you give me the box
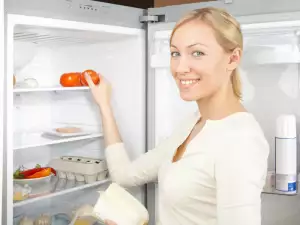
[71,204,97,225]
[19,216,34,225]
[92,183,149,225]
[34,214,52,225]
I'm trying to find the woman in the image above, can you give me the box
[85,7,269,225]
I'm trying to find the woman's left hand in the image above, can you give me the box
[104,219,117,225]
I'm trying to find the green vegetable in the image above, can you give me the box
[13,164,41,179]
[13,168,24,179]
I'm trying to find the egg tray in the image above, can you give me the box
[48,156,108,184]
[57,170,108,184]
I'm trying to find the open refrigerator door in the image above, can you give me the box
[240,21,300,173]
[5,10,146,225]
[147,13,300,225]
[240,21,300,225]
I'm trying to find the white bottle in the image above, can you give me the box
[275,114,297,194]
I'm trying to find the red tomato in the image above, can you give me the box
[81,69,100,86]
[60,73,81,87]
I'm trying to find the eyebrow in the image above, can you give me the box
[170,43,208,48]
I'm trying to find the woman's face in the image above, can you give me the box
[170,20,238,101]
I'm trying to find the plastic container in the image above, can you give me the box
[275,114,297,193]
[93,183,149,225]
[13,184,32,202]
[13,174,53,186]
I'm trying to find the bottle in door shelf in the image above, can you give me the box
[275,114,297,193]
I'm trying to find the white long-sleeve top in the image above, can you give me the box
[105,112,270,225]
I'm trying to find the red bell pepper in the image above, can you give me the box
[14,164,56,179]
[20,168,44,177]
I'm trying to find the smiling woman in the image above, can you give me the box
[169,7,243,102]
[87,7,269,225]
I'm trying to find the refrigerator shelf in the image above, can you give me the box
[14,132,103,150]
[13,178,110,208]
[13,86,90,93]
[262,189,298,196]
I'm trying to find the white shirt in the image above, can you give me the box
[105,112,270,225]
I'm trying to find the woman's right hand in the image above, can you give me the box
[104,219,117,225]
[84,72,112,111]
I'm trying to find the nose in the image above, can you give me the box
[175,56,191,74]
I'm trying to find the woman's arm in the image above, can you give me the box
[100,104,122,147]
[215,134,269,225]
[85,73,172,187]
[105,138,171,187]
[99,94,170,187]
[84,73,121,146]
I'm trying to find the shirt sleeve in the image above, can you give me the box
[215,134,270,225]
[105,136,172,187]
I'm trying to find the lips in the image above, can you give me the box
[178,79,200,89]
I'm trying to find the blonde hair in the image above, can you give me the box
[170,7,243,99]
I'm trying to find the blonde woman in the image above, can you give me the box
[86,7,269,225]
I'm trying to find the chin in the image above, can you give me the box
[179,93,199,102]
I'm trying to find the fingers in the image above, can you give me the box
[84,72,96,88]
[97,73,108,84]
[104,219,117,225]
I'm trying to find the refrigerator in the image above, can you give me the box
[2,0,300,224]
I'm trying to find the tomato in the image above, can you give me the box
[60,72,81,87]
[80,69,100,86]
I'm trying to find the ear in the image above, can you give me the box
[227,48,241,72]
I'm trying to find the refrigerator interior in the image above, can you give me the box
[150,22,300,224]
[6,15,146,224]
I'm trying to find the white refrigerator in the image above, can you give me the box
[2,0,300,224]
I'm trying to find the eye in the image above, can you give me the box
[192,51,204,57]
[171,51,180,57]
